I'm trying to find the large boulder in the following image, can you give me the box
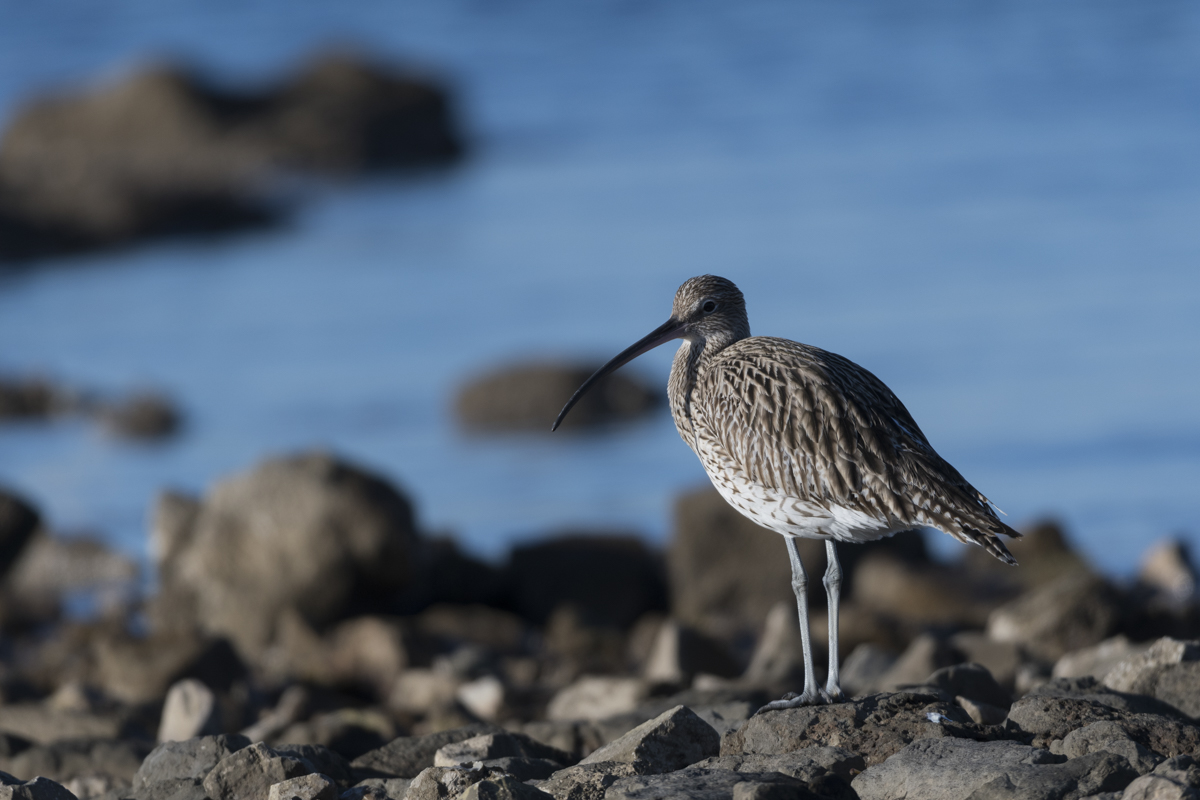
[850,737,1138,800]
[721,691,999,767]
[350,725,506,780]
[987,572,1126,662]
[0,52,463,262]
[1103,638,1200,719]
[151,452,420,659]
[578,705,720,775]
[454,361,659,433]
[503,535,667,629]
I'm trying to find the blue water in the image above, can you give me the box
[1,0,1198,575]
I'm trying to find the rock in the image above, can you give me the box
[92,630,245,705]
[343,777,410,800]
[536,762,637,800]
[454,361,658,433]
[642,621,740,686]
[1138,541,1198,606]
[272,746,352,788]
[1055,721,1164,775]
[242,686,311,744]
[0,488,39,581]
[546,676,649,723]
[433,733,571,768]
[387,669,462,717]
[1122,774,1199,800]
[504,535,666,629]
[920,663,1011,711]
[456,676,505,721]
[1104,638,1200,718]
[134,735,251,790]
[158,679,221,743]
[578,705,719,775]
[349,725,504,779]
[1006,692,1200,756]
[541,607,630,678]
[0,378,66,421]
[0,775,79,800]
[667,488,816,631]
[457,776,555,800]
[477,759,561,782]
[0,736,30,761]
[1120,756,1200,800]
[202,742,314,800]
[957,697,1009,727]
[0,739,151,786]
[1025,677,1192,720]
[987,572,1125,662]
[0,53,463,262]
[873,634,965,692]
[156,452,419,658]
[851,553,1000,628]
[667,487,927,630]
[95,392,181,439]
[63,774,119,800]
[851,737,1137,800]
[722,691,991,767]
[948,632,1025,692]
[608,769,816,800]
[399,541,505,611]
[404,764,501,800]
[4,533,139,617]
[0,704,129,745]
[412,604,531,658]
[838,644,899,697]
[267,615,408,699]
[520,720,619,763]
[969,751,1139,799]
[1054,636,1152,683]
[274,708,395,762]
[327,617,408,698]
[266,774,337,800]
[689,747,863,798]
[740,604,807,692]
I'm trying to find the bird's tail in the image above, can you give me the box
[959,518,1021,566]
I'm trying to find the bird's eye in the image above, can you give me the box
[701,299,717,314]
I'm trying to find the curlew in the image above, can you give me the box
[552,275,1020,707]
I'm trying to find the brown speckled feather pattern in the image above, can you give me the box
[675,335,1020,563]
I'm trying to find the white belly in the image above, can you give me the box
[702,453,908,544]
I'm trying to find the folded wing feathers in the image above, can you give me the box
[700,338,1019,564]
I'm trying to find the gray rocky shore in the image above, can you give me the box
[1,451,1198,800]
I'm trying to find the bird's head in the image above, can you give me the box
[552,275,749,431]
[670,275,750,346]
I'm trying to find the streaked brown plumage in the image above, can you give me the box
[554,274,1020,706]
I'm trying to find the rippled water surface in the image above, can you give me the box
[1,1,1198,573]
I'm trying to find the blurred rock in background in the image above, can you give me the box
[0,374,182,441]
[0,51,464,263]
[454,361,661,433]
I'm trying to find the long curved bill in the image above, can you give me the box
[552,317,686,431]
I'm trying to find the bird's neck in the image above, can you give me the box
[668,331,741,451]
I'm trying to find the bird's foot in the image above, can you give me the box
[824,684,846,703]
[756,688,840,714]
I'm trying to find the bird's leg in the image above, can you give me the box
[823,540,846,701]
[758,536,833,711]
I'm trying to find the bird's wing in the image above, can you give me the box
[693,337,1020,559]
